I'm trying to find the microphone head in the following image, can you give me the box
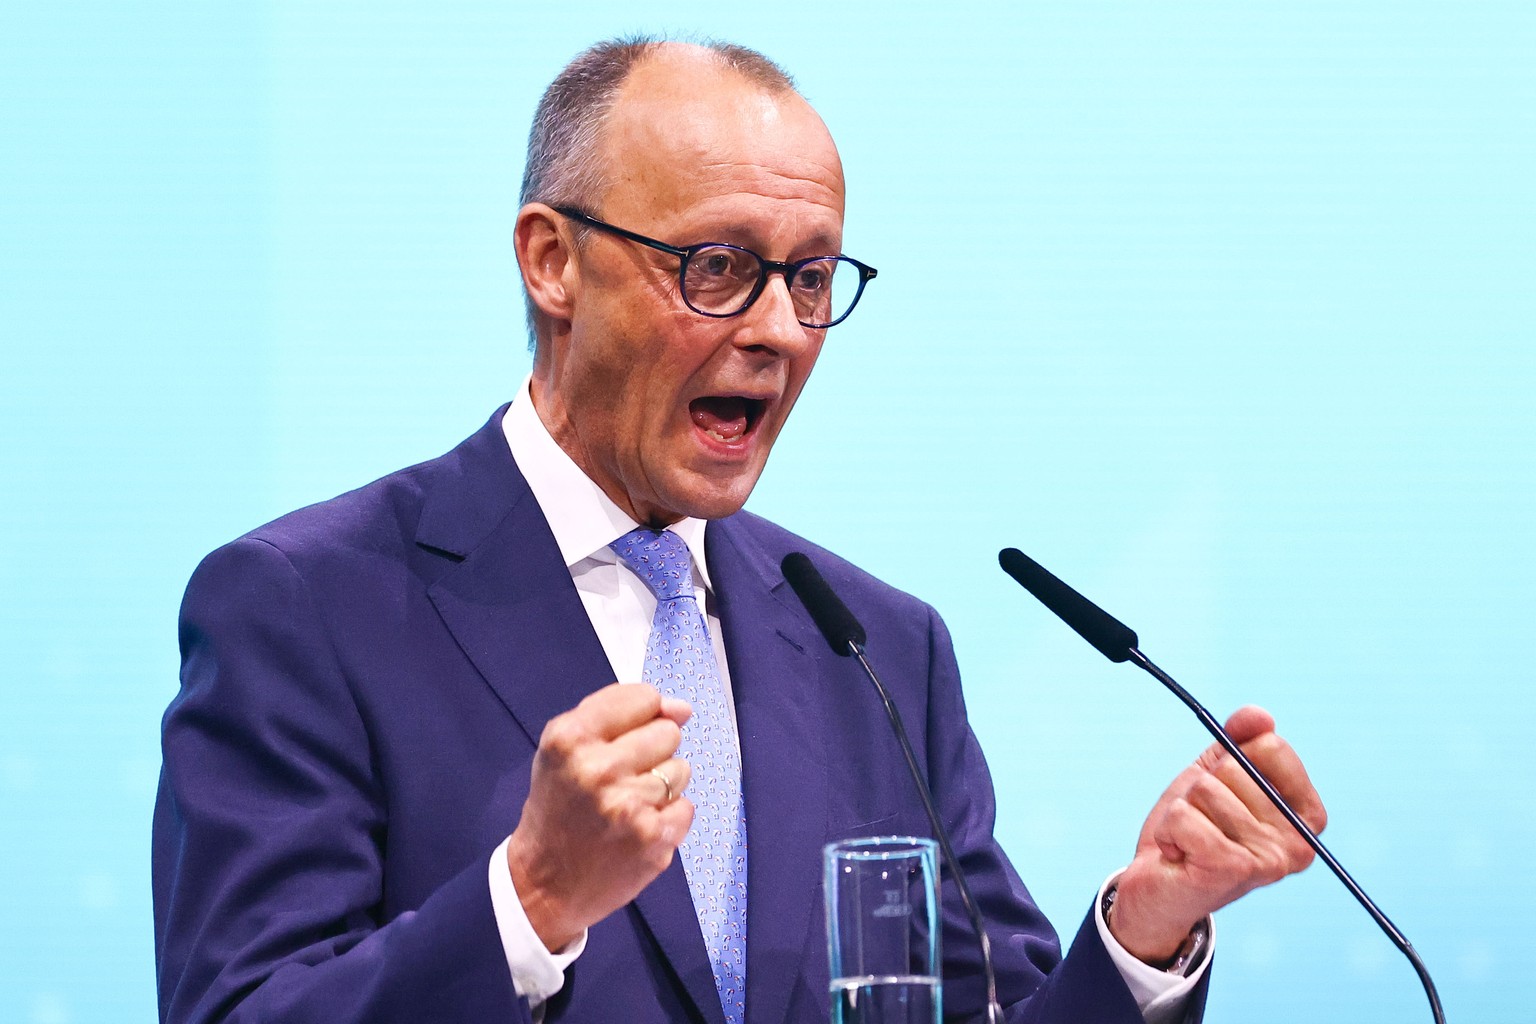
[781,552,867,656]
[998,548,1139,663]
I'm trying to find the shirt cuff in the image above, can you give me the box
[488,835,588,1006]
[1094,872,1214,1024]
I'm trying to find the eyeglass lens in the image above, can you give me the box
[682,247,860,327]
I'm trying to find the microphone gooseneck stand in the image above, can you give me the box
[998,547,1446,1024]
[782,553,1005,1024]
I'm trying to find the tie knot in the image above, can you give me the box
[610,528,694,601]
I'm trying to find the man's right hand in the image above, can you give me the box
[505,683,694,951]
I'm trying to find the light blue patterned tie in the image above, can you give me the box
[611,528,747,1024]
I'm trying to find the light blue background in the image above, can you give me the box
[2,3,1531,1022]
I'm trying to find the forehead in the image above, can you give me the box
[598,50,845,240]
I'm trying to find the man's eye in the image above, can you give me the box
[685,248,755,299]
[699,252,735,277]
[792,266,828,292]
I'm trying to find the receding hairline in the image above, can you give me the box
[583,43,811,194]
[601,44,826,159]
[518,35,810,350]
[520,36,802,208]
[637,38,800,94]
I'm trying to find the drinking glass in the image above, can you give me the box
[824,836,941,1024]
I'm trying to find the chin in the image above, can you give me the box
[663,476,761,523]
[671,493,751,523]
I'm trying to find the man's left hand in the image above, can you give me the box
[1108,705,1327,965]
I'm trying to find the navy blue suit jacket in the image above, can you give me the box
[153,408,1207,1023]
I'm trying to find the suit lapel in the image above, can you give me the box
[417,414,721,1024]
[420,432,613,750]
[709,518,831,1024]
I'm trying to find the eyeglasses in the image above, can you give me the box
[554,207,877,329]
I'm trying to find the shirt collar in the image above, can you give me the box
[501,377,713,591]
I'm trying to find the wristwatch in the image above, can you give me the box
[1101,883,1211,977]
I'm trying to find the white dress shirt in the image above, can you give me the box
[486,379,1207,1022]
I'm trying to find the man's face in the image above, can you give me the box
[529,51,846,526]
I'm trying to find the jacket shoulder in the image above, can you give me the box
[191,406,517,581]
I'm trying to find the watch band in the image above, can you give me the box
[1100,882,1211,977]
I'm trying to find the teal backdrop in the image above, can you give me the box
[2,3,1532,1022]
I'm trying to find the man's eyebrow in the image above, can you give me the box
[796,232,845,255]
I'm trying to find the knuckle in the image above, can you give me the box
[581,753,630,797]
[1159,796,1199,836]
[1162,795,1192,825]
[567,746,603,786]
[1186,773,1223,803]
[541,715,582,755]
[593,787,620,820]
[598,786,642,825]
[1254,840,1291,883]
[1285,834,1316,869]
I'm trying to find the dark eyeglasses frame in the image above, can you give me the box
[554,206,877,329]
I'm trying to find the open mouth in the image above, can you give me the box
[689,395,767,445]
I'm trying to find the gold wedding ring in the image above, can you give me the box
[649,766,674,803]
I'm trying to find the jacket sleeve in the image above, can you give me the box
[152,536,531,1024]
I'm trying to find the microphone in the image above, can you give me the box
[782,552,866,653]
[997,548,1137,662]
[781,553,1003,1024]
[998,547,1446,1024]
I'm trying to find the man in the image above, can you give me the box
[154,37,1326,1024]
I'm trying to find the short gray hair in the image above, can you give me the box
[519,35,798,348]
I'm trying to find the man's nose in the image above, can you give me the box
[737,273,817,357]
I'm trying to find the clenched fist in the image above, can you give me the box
[506,683,695,951]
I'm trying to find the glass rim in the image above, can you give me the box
[824,835,936,860]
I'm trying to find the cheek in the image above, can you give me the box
[781,348,823,407]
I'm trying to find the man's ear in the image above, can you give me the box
[515,203,578,321]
